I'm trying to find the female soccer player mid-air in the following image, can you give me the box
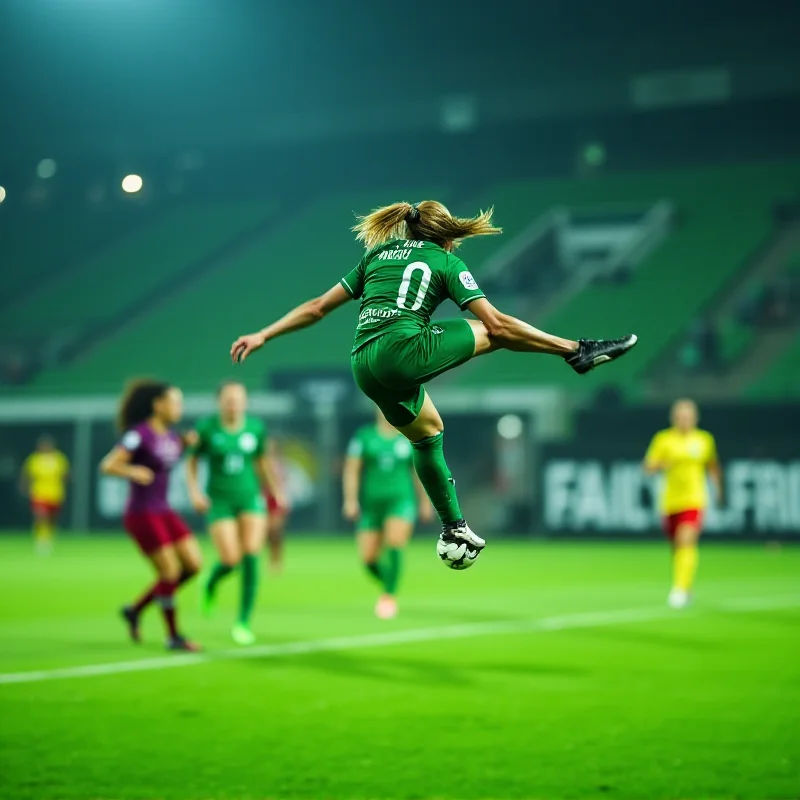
[343,408,433,618]
[231,201,637,569]
[643,399,722,609]
[100,380,202,651]
[185,380,286,646]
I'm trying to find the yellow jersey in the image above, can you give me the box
[644,428,717,515]
[23,451,70,504]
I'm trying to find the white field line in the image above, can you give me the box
[0,596,797,687]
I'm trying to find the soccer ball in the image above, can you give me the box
[436,536,482,570]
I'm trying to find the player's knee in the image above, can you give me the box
[675,526,699,547]
[159,558,182,583]
[182,553,202,575]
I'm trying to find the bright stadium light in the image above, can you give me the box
[0,186,6,204]
[121,174,143,194]
[36,158,57,180]
[497,414,523,440]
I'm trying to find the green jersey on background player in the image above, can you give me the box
[186,381,285,646]
[343,410,432,619]
[193,414,267,522]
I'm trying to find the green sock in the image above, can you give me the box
[239,554,259,625]
[364,561,383,584]
[382,548,403,595]
[411,432,462,524]
[206,562,234,596]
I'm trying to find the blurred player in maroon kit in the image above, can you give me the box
[264,437,290,573]
[100,380,202,651]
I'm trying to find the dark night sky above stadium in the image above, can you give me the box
[0,0,798,162]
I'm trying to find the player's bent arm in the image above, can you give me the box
[642,459,663,475]
[467,298,578,356]
[231,284,352,363]
[100,447,152,484]
[256,454,286,508]
[185,454,203,499]
[708,459,724,504]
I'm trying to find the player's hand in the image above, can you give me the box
[419,502,435,524]
[231,332,266,364]
[182,430,200,450]
[128,466,155,486]
[190,491,211,514]
[343,499,360,521]
[273,490,290,514]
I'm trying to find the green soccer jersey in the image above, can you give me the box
[340,239,485,353]
[192,415,266,498]
[347,425,416,504]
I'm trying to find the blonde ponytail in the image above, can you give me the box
[353,200,502,250]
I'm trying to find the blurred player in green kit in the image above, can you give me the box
[343,409,432,619]
[186,381,286,645]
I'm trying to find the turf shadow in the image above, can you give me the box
[245,649,470,686]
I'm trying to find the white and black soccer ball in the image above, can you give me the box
[436,536,482,570]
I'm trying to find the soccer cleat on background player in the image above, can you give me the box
[565,334,638,375]
[120,605,142,643]
[167,635,202,652]
[437,521,485,570]
[375,594,398,620]
[231,622,256,646]
[668,588,691,609]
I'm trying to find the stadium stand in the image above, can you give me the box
[1,203,274,338]
[455,161,800,393]
[32,189,444,393]
[0,207,143,308]
[13,162,800,397]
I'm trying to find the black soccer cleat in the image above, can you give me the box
[565,334,638,375]
[436,520,485,571]
[120,605,141,644]
[167,635,202,653]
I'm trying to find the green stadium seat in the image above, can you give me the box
[33,189,443,393]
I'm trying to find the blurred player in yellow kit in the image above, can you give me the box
[20,435,70,554]
[644,399,722,608]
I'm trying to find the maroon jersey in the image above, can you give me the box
[119,422,183,513]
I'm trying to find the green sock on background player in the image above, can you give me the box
[411,433,462,524]
[364,561,383,583]
[203,562,234,615]
[239,554,259,625]
[382,548,403,595]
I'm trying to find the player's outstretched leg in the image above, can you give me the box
[565,335,638,374]
[397,394,484,571]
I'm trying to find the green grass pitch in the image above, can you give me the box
[0,534,798,800]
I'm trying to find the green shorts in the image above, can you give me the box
[207,493,266,523]
[350,319,475,427]
[358,497,417,532]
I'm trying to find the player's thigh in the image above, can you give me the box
[31,502,50,523]
[173,534,203,574]
[383,514,414,548]
[396,391,444,442]
[149,545,182,583]
[239,511,267,554]
[466,318,500,357]
[357,530,382,562]
[674,521,701,547]
[210,518,242,566]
